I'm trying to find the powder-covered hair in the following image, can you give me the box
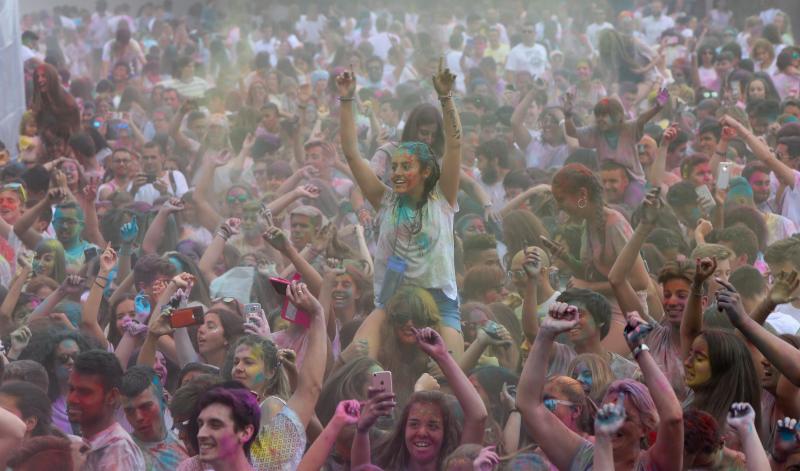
[604,379,659,432]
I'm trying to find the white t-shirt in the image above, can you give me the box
[640,14,675,45]
[505,43,549,79]
[769,170,800,226]
[374,184,458,301]
[134,170,189,205]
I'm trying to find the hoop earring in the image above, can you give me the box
[577,197,588,209]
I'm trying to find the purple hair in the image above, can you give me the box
[605,379,659,431]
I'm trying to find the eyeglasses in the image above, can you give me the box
[57,352,78,365]
[543,398,575,412]
[1,183,27,203]
[390,310,436,328]
[702,91,718,99]
[507,269,527,280]
[227,194,248,204]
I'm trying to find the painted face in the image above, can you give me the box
[225,188,249,218]
[461,217,486,237]
[601,390,645,451]
[662,278,691,326]
[305,145,332,175]
[689,163,713,187]
[572,363,593,394]
[595,113,617,132]
[61,161,80,186]
[197,403,251,465]
[391,152,428,195]
[600,168,629,204]
[0,190,22,224]
[67,370,109,426]
[543,383,580,431]
[231,344,272,393]
[567,306,599,345]
[748,171,771,204]
[404,402,445,465]
[197,313,227,356]
[332,274,358,310]
[122,385,165,442]
[114,299,136,335]
[684,335,712,388]
[290,214,315,250]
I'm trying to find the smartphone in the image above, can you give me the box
[482,321,504,340]
[146,174,157,184]
[371,371,393,394]
[269,277,289,296]
[695,184,716,210]
[731,81,741,99]
[717,162,732,190]
[244,303,261,316]
[170,306,204,328]
[84,247,98,262]
[523,250,540,278]
[93,120,101,128]
[261,204,274,227]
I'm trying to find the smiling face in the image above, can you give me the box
[391,151,430,196]
[197,403,251,465]
[114,299,136,335]
[61,161,80,186]
[566,305,600,346]
[0,190,22,224]
[67,370,111,428]
[662,278,691,326]
[332,273,359,311]
[404,402,444,465]
[290,214,316,250]
[748,79,766,101]
[225,187,248,218]
[122,385,165,442]
[231,344,272,393]
[197,313,227,356]
[685,335,712,388]
[600,167,629,204]
[53,207,83,247]
[748,170,771,204]
[572,363,593,394]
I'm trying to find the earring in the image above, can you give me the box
[577,197,587,209]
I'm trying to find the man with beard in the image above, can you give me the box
[68,350,145,470]
[121,366,188,471]
[362,56,386,90]
[599,161,631,206]
[19,199,100,271]
[475,138,510,210]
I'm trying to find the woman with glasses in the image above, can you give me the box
[517,304,683,471]
[17,330,95,435]
[692,44,720,92]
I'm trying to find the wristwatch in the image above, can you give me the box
[633,344,650,359]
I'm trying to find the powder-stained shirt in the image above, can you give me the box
[134,429,190,471]
[576,120,645,183]
[374,183,458,302]
[250,398,306,471]
[84,422,146,471]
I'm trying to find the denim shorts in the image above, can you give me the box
[428,289,462,332]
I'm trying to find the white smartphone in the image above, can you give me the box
[695,184,716,212]
[371,371,393,394]
[717,162,732,190]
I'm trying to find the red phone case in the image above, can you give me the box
[170,306,203,328]
[279,274,311,328]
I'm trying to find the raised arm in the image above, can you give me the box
[751,271,800,325]
[624,312,683,471]
[336,69,387,209]
[520,249,542,343]
[141,198,184,255]
[635,89,667,133]
[415,327,487,445]
[721,115,796,188]
[263,226,323,296]
[563,93,578,139]
[14,187,66,250]
[511,90,536,150]
[285,281,327,428]
[434,59,463,207]
[81,245,116,349]
[680,257,716,359]
[648,124,677,187]
[0,263,30,336]
[197,219,240,284]
[717,279,800,387]
[517,303,587,471]
[351,389,396,468]
[298,401,360,471]
[727,403,770,471]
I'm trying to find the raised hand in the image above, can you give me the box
[694,257,717,285]
[639,188,662,226]
[661,124,679,143]
[98,244,118,274]
[477,321,513,348]
[334,400,362,426]
[473,446,500,471]
[244,307,270,338]
[541,302,580,338]
[414,372,440,392]
[715,278,747,326]
[775,417,800,457]
[357,388,396,433]
[721,126,737,141]
[120,316,148,337]
[500,382,516,412]
[335,66,357,98]
[770,271,800,305]
[432,57,456,96]
[171,272,196,291]
[262,226,290,253]
[147,310,174,338]
[726,403,756,436]
[561,92,574,117]
[595,393,627,436]
[623,311,654,352]
[218,218,242,239]
[414,327,449,360]
[120,216,139,244]
[311,222,336,252]
[59,274,86,295]
[695,219,713,239]
[9,326,32,355]
[523,248,541,279]
[46,186,67,204]
[296,184,320,199]
[286,281,323,317]
[655,87,670,107]
[161,197,185,213]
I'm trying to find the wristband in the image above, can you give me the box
[633,344,650,359]
[338,96,355,102]
[438,93,453,101]
[94,280,107,289]
[216,231,230,241]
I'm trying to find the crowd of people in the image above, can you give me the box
[2,0,800,469]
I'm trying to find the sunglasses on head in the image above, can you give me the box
[1,183,27,203]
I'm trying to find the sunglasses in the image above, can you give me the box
[543,398,574,412]
[57,352,78,365]
[390,310,436,328]
[507,269,527,280]
[227,194,248,204]
[702,91,718,98]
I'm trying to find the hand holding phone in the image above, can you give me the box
[371,371,393,395]
[169,306,204,329]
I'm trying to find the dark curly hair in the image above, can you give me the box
[19,329,97,400]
